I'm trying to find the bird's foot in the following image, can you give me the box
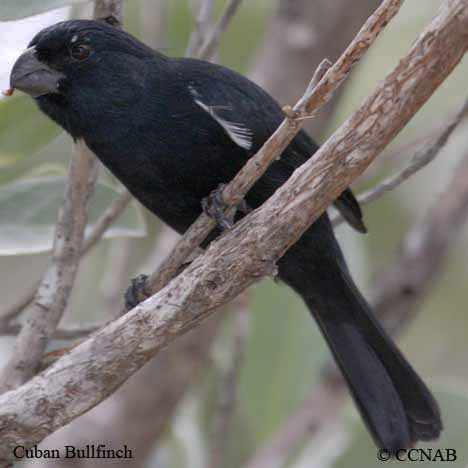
[124,274,150,311]
[202,184,252,231]
[202,184,234,230]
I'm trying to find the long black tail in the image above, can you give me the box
[278,215,442,453]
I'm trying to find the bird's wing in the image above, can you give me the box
[183,59,366,232]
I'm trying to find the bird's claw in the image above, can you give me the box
[124,274,150,311]
[202,184,234,230]
[202,184,253,231]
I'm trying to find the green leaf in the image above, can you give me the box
[0,176,146,255]
[0,0,88,20]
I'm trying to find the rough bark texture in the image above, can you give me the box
[28,227,224,468]
[250,0,380,137]
[141,0,403,306]
[28,315,222,468]
[245,135,468,468]
[0,0,466,463]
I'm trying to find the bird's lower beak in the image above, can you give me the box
[10,46,65,98]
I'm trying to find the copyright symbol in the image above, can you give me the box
[377,449,391,461]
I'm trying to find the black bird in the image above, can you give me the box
[9,20,442,452]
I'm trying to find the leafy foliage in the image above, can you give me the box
[0,176,145,255]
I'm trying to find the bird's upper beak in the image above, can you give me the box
[10,46,65,98]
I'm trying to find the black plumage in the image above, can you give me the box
[10,20,442,452]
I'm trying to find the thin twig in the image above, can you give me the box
[1,321,102,340]
[0,284,38,324]
[371,147,468,334]
[197,0,245,60]
[137,0,403,309]
[332,99,468,227]
[186,0,216,57]
[81,190,132,255]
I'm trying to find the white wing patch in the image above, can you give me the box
[189,86,253,151]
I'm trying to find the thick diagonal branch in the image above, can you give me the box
[140,0,404,302]
[0,0,466,462]
[244,141,468,468]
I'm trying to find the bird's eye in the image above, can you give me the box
[71,44,91,61]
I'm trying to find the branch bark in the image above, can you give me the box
[139,0,403,306]
[186,0,215,57]
[244,132,468,468]
[0,0,465,461]
[197,0,245,60]
[28,315,223,468]
[332,99,468,226]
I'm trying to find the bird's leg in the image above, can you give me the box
[124,274,150,311]
[202,184,252,230]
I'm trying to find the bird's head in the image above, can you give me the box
[9,20,155,139]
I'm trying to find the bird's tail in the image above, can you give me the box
[278,217,442,453]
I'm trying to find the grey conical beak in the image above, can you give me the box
[10,46,65,98]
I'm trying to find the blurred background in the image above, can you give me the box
[1,0,468,467]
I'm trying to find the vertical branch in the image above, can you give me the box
[0,141,98,392]
[186,0,216,57]
[0,0,123,394]
[197,0,245,60]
